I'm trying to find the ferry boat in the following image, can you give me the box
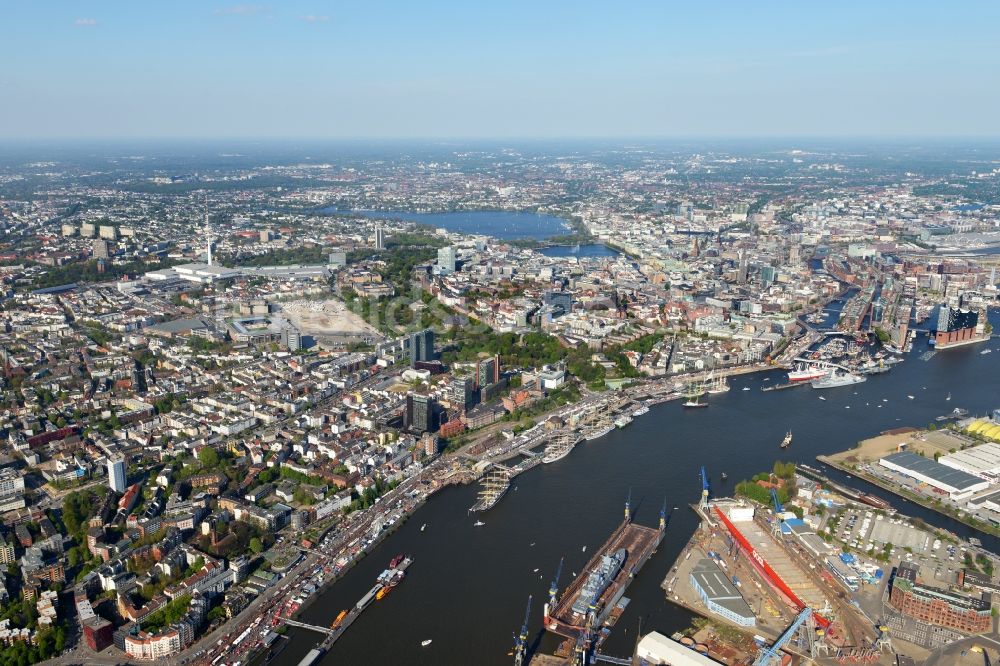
[787,361,830,382]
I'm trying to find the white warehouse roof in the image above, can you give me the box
[940,442,1000,480]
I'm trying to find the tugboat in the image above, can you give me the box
[780,430,792,449]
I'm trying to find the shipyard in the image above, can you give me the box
[649,457,1000,666]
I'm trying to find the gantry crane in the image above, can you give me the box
[513,595,532,666]
[753,607,812,666]
[700,466,710,507]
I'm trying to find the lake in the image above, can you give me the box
[318,208,571,240]
[538,243,620,258]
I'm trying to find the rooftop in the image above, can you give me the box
[881,451,985,491]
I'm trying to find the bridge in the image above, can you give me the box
[594,654,632,665]
[281,618,335,636]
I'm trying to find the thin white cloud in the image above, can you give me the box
[300,15,330,23]
[75,18,98,27]
[214,5,263,16]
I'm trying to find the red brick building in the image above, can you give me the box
[890,563,992,634]
[83,616,114,651]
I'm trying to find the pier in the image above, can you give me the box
[284,557,413,656]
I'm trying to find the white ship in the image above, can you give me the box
[788,361,830,382]
[585,425,615,441]
[614,415,633,428]
[632,405,650,417]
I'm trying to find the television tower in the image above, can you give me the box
[203,198,213,266]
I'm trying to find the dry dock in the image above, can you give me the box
[544,515,663,640]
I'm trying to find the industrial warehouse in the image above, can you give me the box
[878,450,989,500]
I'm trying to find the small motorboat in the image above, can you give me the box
[421,639,433,647]
[420,524,426,532]
[474,521,485,527]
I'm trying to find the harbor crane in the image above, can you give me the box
[699,466,710,507]
[753,607,812,666]
[574,588,603,666]
[547,558,564,613]
[513,595,532,666]
[770,488,784,514]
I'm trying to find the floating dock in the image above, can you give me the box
[544,515,663,640]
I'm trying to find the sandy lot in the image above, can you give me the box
[827,427,964,465]
[280,298,380,337]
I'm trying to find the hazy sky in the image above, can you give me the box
[3,1,999,139]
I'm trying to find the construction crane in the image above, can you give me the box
[513,595,532,666]
[770,487,784,514]
[700,466,710,507]
[753,607,812,666]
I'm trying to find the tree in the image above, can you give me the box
[249,537,264,554]
[199,447,220,468]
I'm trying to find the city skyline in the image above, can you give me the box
[3,1,1000,139]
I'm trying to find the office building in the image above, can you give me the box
[543,290,573,317]
[448,377,474,411]
[260,229,274,242]
[409,329,435,367]
[282,327,302,351]
[99,225,117,240]
[476,354,500,389]
[405,394,433,434]
[374,222,385,250]
[108,457,127,494]
[437,245,457,273]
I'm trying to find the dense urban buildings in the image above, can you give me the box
[1,139,999,666]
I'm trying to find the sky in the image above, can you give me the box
[2,1,1000,140]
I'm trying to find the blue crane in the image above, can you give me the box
[513,594,532,666]
[574,587,604,666]
[753,607,812,666]
[548,558,564,610]
[700,466,710,506]
[770,487,784,514]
